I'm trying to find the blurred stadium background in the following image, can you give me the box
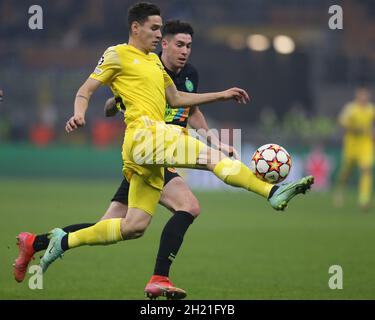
[1,0,375,187]
[1,0,375,299]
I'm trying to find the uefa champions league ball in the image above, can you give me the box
[250,143,292,184]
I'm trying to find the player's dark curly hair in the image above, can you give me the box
[162,20,194,38]
[128,2,161,31]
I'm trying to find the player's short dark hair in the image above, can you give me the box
[162,20,194,38]
[128,2,161,31]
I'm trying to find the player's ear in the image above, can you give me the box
[131,21,140,35]
[161,38,168,49]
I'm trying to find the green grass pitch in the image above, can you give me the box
[1,179,374,299]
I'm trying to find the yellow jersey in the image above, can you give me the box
[89,43,174,129]
[339,101,375,142]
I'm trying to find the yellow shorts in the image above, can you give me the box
[342,138,373,168]
[128,173,162,215]
[122,121,207,215]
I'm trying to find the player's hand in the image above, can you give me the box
[219,143,240,160]
[65,115,86,133]
[104,97,118,117]
[221,87,250,104]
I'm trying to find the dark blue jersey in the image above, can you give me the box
[163,62,199,127]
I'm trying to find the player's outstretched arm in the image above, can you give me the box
[66,78,102,133]
[165,84,249,108]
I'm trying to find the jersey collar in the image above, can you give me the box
[126,43,153,59]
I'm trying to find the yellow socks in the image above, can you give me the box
[68,218,123,249]
[359,170,372,206]
[213,158,273,198]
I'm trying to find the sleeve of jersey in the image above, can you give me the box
[163,68,174,89]
[89,47,121,85]
[338,105,352,128]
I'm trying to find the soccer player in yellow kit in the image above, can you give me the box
[40,2,314,299]
[14,20,236,296]
[335,86,374,211]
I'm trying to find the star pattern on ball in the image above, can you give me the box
[251,144,292,184]
[253,151,262,162]
[267,158,282,172]
[270,144,282,152]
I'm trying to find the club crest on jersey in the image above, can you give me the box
[185,79,194,92]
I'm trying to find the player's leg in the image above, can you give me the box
[358,145,373,211]
[39,174,160,272]
[337,158,355,185]
[156,172,200,276]
[100,179,130,220]
[159,169,200,216]
[13,222,94,283]
[334,139,358,207]
[358,166,372,210]
[160,127,276,198]
[145,170,199,299]
[334,153,355,207]
[34,179,129,250]
[14,179,130,282]
[171,134,313,210]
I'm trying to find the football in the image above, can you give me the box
[250,143,292,184]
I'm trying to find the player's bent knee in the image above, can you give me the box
[126,229,145,240]
[176,204,200,217]
[101,201,128,220]
[187,199,200,217]
[170,195,200,217]
[122,218,150,240]
[123,225,147,240]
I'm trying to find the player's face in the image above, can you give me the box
[162,33,192,69]
[136,15,162,52]
[356,88,371,105]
